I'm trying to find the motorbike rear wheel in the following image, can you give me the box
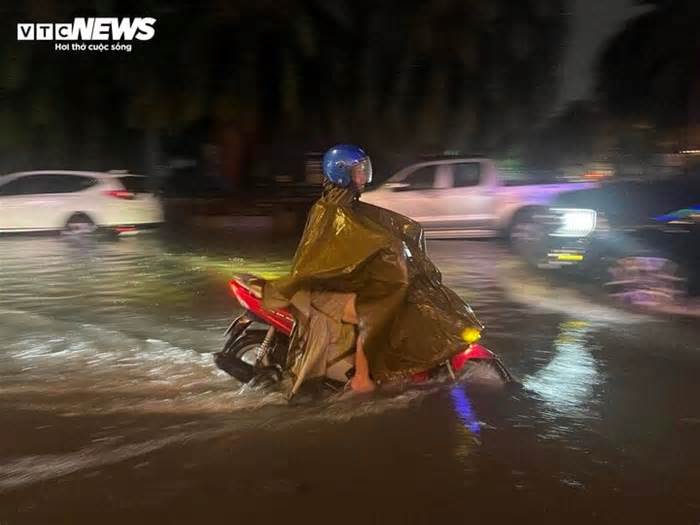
[214,332,266,384]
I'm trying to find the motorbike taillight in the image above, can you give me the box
[229,280,247,307]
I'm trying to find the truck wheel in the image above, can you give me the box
[508,208,546,265]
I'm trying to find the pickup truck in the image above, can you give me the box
[361,157,596,239]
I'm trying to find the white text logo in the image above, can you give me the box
[17,18,156,41]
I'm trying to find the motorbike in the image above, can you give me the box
[214,274,513,392]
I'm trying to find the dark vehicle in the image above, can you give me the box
[519,176,700,309]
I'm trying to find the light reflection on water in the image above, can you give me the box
[450,386,481,434]
[522,320,602,421]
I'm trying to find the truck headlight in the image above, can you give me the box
[550,208,597,237]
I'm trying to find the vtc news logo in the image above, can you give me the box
[16,17,156,52]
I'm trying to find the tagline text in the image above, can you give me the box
[54,42,133,52]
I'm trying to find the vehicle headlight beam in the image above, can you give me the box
[550,208,597,238]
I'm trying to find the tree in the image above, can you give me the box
[597,0,700,149]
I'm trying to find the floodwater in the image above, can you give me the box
[0,233,699,524]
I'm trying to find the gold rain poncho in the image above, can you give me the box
[263,186,483,396]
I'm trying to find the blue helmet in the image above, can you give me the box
[322,144,372,189]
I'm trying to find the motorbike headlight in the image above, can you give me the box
[461,327,481,344]
[550,208,597,237]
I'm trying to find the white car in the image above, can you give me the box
[0,170,164,234]
[362,157,596,239]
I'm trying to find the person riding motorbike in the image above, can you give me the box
[261,144,483,398]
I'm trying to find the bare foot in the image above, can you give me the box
[350,374,376,393]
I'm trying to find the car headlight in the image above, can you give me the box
[550,208,597,237]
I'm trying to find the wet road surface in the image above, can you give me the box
[1,234,699,524]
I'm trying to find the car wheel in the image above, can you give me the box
[605,256,688,309]
[509,209,547,265]
[62,213,97,236]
